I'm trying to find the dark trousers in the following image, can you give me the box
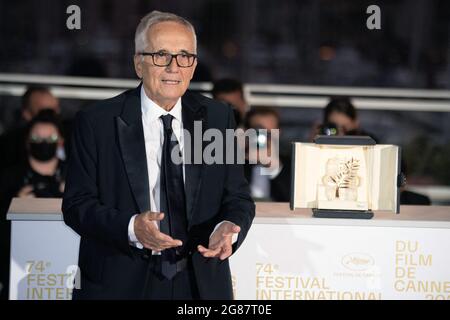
[143,255,199,300]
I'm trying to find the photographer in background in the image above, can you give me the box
[243,107,291,202]
[310,97,378,142]
[0,109,66,299]
[0,109,66,203]
[0,86,63,170]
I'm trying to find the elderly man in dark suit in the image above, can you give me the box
[62,10,255,300]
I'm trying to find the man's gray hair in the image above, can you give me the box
[135,10,197,54]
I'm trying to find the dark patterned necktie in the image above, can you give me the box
[159,114,188,280]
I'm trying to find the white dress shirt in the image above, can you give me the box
[128,87,237,253]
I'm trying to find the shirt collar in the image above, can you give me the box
[140,86,182,123]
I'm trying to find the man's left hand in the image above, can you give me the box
[197,222,240,260]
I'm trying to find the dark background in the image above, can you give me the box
[1,0,449,86]
[0,0,449,186]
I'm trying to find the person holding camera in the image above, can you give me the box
[243,106,291,202]
[0,109,66,202]
[0,109,66,299]
[309,97,378,142]
[0,86,65,170]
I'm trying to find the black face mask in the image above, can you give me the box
[29,142,58,162]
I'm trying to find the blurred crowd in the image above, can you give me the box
[0,80,431,299]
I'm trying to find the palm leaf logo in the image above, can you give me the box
[329,158,360,198]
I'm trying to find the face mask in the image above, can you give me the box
[29,142,58,162]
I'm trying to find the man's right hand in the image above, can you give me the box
[134,211,182,252]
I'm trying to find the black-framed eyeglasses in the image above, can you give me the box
[139,51,197,68]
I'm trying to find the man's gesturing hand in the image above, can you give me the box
[134,211,182,252]
[197,221,240,260]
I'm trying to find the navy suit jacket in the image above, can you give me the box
[62,85,255,299]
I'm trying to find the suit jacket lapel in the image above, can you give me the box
[116,85,150,214]
[182,91,206,224]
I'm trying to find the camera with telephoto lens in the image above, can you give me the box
[23,168,64,198]
[318,122,338,136]
[31,177,63,198]
[248,127,270,149]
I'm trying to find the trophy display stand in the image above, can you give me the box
[290,135,402,220]
[312,208,374,219]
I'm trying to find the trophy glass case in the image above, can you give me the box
[290,136,402,219]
